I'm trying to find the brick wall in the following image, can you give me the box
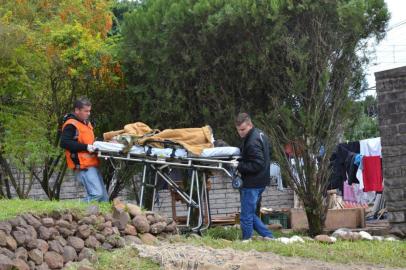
[2,167,293,222]
[375,66,406,237]
[1,168,132,200]
[153,172,294,219]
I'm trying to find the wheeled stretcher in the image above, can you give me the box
[94,141,240,232]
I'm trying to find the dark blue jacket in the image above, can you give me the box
[238,127,271,188]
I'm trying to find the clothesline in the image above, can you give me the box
[329,137,383,203]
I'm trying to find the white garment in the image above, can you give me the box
[352,183,376,204]
[360,137,381,157]
[356,167,364,190]
[356,155,364,189]
[270,162,283,191]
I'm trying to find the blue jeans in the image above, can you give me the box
[75,167,109,202]
[240,187,273,240]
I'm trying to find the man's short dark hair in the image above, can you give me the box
[235,112,252,126]
[74,97,92,110]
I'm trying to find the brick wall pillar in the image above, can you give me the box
[375,66,406,237]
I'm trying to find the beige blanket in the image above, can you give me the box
[103,122,158,141]
[103,122,213,155]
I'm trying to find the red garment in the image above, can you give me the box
[362,156,383,192]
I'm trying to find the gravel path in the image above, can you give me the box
[131,242,401,270]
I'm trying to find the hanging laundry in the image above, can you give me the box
[329,151,341,191]
[344,141,361,153]
[343,181,357,202]
[362,156,383,192]
[352,183,376,204]
[356,155,365,189]
[329,141,360,192]
[354,154,362,166]
[345,152,359,185]
[360,137,381,157]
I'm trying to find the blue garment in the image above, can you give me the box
[240,187,273,240]
[75,167,109,202]
[354,154,362,167]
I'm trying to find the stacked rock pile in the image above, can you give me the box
[0,199,177,270]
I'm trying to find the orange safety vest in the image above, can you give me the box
[62,119,100,170]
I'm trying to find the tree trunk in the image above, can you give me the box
[131,176,140,204]
[303,196,328,237]
[52,161,67,200]
[23,172,35,199]
[0,154,23,198]
[0,171,4,198]
[4,177,12,199]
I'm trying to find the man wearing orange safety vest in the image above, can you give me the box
[60,97,108,202]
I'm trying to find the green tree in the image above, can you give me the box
[0,0,123,199]
[120,0,288,144]
[110,0,140,35]
[344,95,379,141]
[121,0,388,235]
[265,1,388,235]
[0,17,53,198]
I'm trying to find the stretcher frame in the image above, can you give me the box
[97,148,239,233]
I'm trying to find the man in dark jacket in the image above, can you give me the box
[235,113,273,241]
[60,97,108,202]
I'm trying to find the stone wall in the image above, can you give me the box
[0,202,176,270]
[375,66,406,237]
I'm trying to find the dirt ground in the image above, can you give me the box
[132,242,402,270]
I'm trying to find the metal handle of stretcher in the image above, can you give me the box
[97,150,238,232]
[97,151,236,176]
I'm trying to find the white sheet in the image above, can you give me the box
[94,141,145,154]
[146,147,187,158]
[200,147,240,157]
[93,141,240,158]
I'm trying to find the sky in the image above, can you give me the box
[364,0,406,97]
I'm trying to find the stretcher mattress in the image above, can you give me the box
[93,141,240,158]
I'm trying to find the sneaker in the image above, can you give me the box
[252,236,264,241]
[263,236,275,241]
[241,238,252,243]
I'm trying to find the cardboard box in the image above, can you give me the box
[290,208,365,230]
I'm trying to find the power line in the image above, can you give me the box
[379,44,406,46]
[375,49,406,52]
[387,20,406,31]
[373,61,406,64]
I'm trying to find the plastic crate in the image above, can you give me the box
[261,212,289,229]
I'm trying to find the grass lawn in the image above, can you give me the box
[1,199,405,269]
[0,199,111,220]
[62,247,159,270]
[184,226,406,268]
[95,247,159,270]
